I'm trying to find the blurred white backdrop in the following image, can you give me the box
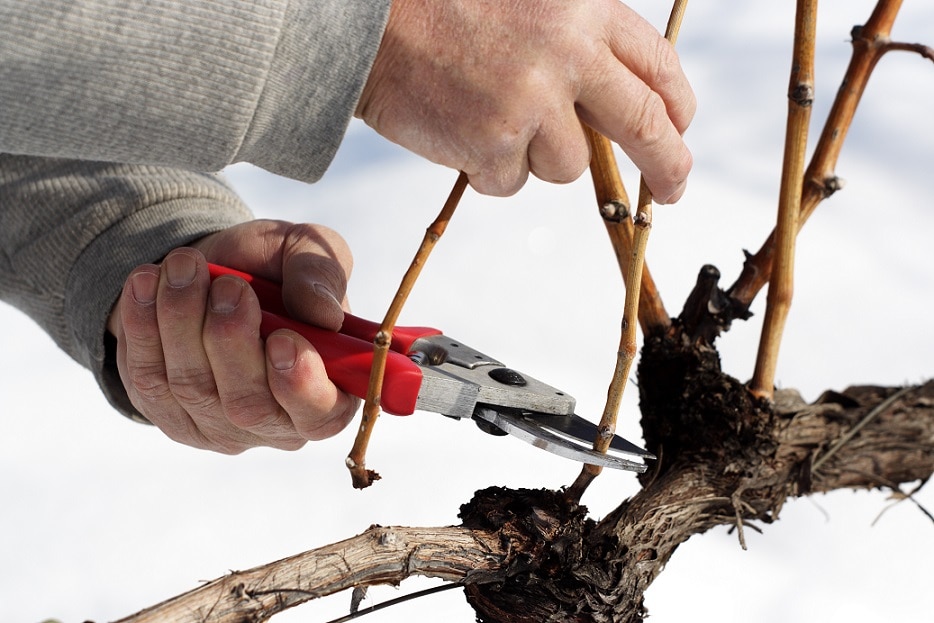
[2,2,932,622]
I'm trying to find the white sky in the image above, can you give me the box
[2,2,932,622]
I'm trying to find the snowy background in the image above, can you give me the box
[2,2,932,622]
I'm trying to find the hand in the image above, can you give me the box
[356,0,695,201]
[106,220,359,453]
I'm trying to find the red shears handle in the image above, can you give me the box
[207,264,440,415]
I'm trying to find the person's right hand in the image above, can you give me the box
[106,220,359,454]
[356,0,695,201]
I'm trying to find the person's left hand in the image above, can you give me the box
[106,219,359,453]
[356,0,695,200]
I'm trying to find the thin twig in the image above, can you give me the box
[730,488,760,550]
[827,470,934,526]
[346,172,469,488]
[880,40,934,60]
[324,583,462,623]
[748,0,817,400]
[585,127,669,334]
[568,189,653,500]
[567,0,688,501]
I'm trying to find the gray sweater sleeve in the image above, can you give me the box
[0,1,391,417]
[0,0,391,182]
[0,155,254,418]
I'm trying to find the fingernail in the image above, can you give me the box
[131,271,158,304]
[165,253,197,287]
[267,333,297,370]
[313,283,345,330]
[209,277,243,313]
[313,282,342,307]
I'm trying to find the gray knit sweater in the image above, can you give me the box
[0,0,392,416]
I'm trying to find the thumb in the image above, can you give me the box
[288,269,346,331]
[280,230,353,332]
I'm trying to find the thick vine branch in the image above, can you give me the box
[113,375,933,623]
[113,526,505,623]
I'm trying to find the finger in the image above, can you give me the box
[527,105,592,185]
[466,165,530,198]
[265,330,360,441]
[157,251,264,453]
[457,106,533,198]
[578,55,693,204]
[602,3,696,134]
[201,275,304,450]
[116,264,211,448]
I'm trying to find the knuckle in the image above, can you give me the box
[283,222,354,276]
[122,318,162,348]
[630,92,670,148]
[651,38,681,85]
[532,138,590,185]
[126,362,172,401]
[280,438,307,451]
[191,422,256,454]
[223,393,281,430]
[468,136,529,196]
[160,425,213,451]
[166,368,221,411]
[672,147,694,180]
[469,168,527,198]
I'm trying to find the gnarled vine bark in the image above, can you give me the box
[115,353,933,622]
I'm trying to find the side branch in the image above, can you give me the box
[881,40,934,60]
[568,0,690,500]
[115,526,506,623]
[748,0,816,399]
[728,0,933,310]
[347,172,469,488]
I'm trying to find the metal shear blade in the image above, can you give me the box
[473,408,649,472]
[411,333,653,471]
[529,413,656,459]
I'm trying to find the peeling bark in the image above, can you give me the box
[114,527,507,623]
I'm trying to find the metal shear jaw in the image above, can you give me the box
[473,408,651,472]
[409,334,654,472]
[410,334,576,419]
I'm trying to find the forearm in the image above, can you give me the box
[0,0,391,182]
[0,155,253,416]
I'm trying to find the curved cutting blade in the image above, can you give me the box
[530,414,656,459]
[473,408,649,472]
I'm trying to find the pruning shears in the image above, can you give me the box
[208,264,654,472]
